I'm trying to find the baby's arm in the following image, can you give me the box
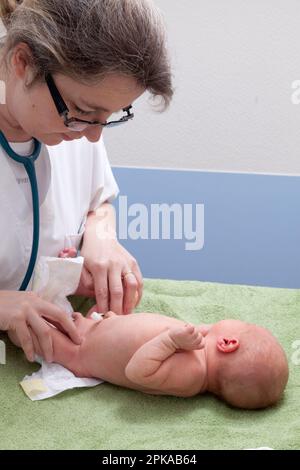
[125,324,205,397]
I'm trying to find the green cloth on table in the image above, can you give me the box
[0,279,299,450]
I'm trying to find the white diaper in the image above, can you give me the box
[20,356,102,401]
[20,256,103,401]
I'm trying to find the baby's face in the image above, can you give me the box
[72,312,103,338]
[72,310,119,340]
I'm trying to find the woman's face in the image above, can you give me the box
[3,44,145,145]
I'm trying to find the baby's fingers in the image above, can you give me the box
[185,324,204,338]
[184,324,196,334]
[195,333,205,349]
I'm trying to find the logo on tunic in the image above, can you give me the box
[291,340,300,365]
[17,177,29,185]
[291,80,300,104]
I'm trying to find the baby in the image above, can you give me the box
[9,248,288,408]
[10,308,289,409]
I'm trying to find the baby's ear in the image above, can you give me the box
[217,336,240,353]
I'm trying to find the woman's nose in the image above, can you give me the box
[83,125,103,142]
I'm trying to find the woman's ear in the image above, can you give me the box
[11,42,34,81]
[217,336,240,353]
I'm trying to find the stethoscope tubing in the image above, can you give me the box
[0,130,42,291]
[19,158,40,291]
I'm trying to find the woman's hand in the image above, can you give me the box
[75,204,143,315]
[0,290,82,362]
[76,238,143,315]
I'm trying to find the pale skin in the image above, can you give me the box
[8,311,289,407]
[10,310,211,397]
[0,42,145,361]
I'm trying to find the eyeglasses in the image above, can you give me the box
[45,73,134,132]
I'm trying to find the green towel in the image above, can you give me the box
[0,279,299,450]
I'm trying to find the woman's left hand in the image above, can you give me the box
[74,204,143,315]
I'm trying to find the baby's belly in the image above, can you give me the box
[85,313,187,387]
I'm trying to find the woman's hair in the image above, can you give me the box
[0,0,173,108]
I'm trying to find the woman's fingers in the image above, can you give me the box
[15,322,35,362]
[38,301,82,345]
[131,262,143,307]
[74,267,94,297]
[27,311,54,363]
[29,327,43,358]
[122,272,138,314]
[108,268,123,315]
[94,268,109,313]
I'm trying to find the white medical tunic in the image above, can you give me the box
[0,137,119,291]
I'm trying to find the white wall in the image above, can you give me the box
[105,0,300,175]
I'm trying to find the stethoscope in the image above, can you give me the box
[0,130,42,291]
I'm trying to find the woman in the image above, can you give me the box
[0,0,173,363]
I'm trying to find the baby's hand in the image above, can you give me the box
[169,324,205,351]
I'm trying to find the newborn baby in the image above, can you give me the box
[11,309,289,409]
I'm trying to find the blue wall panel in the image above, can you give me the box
[112,168,300,288]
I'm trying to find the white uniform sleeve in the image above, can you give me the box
[89,137,119,211]
[40,137,120,260]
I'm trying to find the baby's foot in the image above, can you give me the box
[58,247,77,258]
[169,324,205,351]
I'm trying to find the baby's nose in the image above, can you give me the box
[72,312,83,322]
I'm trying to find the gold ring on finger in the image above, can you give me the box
[122,271,135,280]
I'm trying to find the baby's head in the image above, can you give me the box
[205,319,289,409]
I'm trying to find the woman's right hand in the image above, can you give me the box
[0,290,82,363]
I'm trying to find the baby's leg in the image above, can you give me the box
[125,324,204,394]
